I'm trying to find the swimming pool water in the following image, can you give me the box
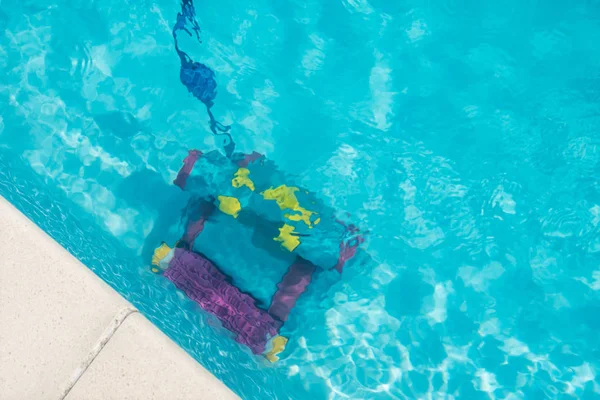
[2,0,600,398]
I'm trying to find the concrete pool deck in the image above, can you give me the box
[0,196,239,400]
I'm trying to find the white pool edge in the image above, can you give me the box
[0,195,239,399]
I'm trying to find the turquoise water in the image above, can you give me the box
[2,0,600,398]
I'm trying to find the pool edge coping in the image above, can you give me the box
[0,195,239,399]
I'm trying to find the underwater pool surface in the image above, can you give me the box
[2,0,600,398]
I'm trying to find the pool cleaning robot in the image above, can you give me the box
[151,150,363,361]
